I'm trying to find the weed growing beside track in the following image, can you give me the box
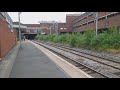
[35,27,120,53]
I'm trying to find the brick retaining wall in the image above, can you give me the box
[0,17,17,58]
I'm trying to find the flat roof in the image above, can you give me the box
[66,14,81,16]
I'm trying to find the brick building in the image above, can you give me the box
[38,14,80,34]
[0,12,17,58]
[12,14,81,37]
[58,23,66,34]
[25,24,41,34]
[73,12,120,32]
[39,22,53,35]
[66,14,80,33]
[36,21,66,35]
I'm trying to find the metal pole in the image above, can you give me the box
[56,22,58,35]
[54,22,56,35]
[53,21,54,34]
[39,23,41,35]
[18,12,21,45]
[57,22,59,35]
[96,12,98,36]
[50,26,51,34]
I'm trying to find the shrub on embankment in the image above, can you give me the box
[35,27,120,53]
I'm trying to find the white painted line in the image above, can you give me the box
[29,40,93,78]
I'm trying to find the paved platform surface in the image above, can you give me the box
[9,41,68,78]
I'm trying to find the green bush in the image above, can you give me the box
[68,34,76,46]
[35,26,120,52]
[47,34,55,42]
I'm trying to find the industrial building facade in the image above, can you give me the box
[12,14,81,38]
[14,22,67,36]
[73,12,120,32]
[39,22,67,34]
[0,12,17,58]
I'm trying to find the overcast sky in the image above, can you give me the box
[8,12,83,24]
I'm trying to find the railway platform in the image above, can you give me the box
[9,40,68,78]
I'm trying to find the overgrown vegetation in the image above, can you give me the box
[35,27,120,53]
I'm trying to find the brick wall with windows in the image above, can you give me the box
[73,12,120,32]
[58,23,66,33]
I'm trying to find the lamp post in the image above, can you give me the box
[93,12,98,36]
[56,22,59,35]
[95,12,98,36]
[38,21,41,35]
[52,21,55,34]
[18,12,22,46]
[50,26,52,34]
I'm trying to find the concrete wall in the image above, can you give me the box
[0,16,17,58]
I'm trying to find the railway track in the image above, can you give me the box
[32,40,120,78]
[43,41,120,70]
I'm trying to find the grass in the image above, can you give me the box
[35,27,120,54]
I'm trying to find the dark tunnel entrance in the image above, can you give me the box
[23,34,37,40]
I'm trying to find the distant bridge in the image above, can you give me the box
[23,33,38,40]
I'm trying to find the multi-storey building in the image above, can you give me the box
[73,12,120,32]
